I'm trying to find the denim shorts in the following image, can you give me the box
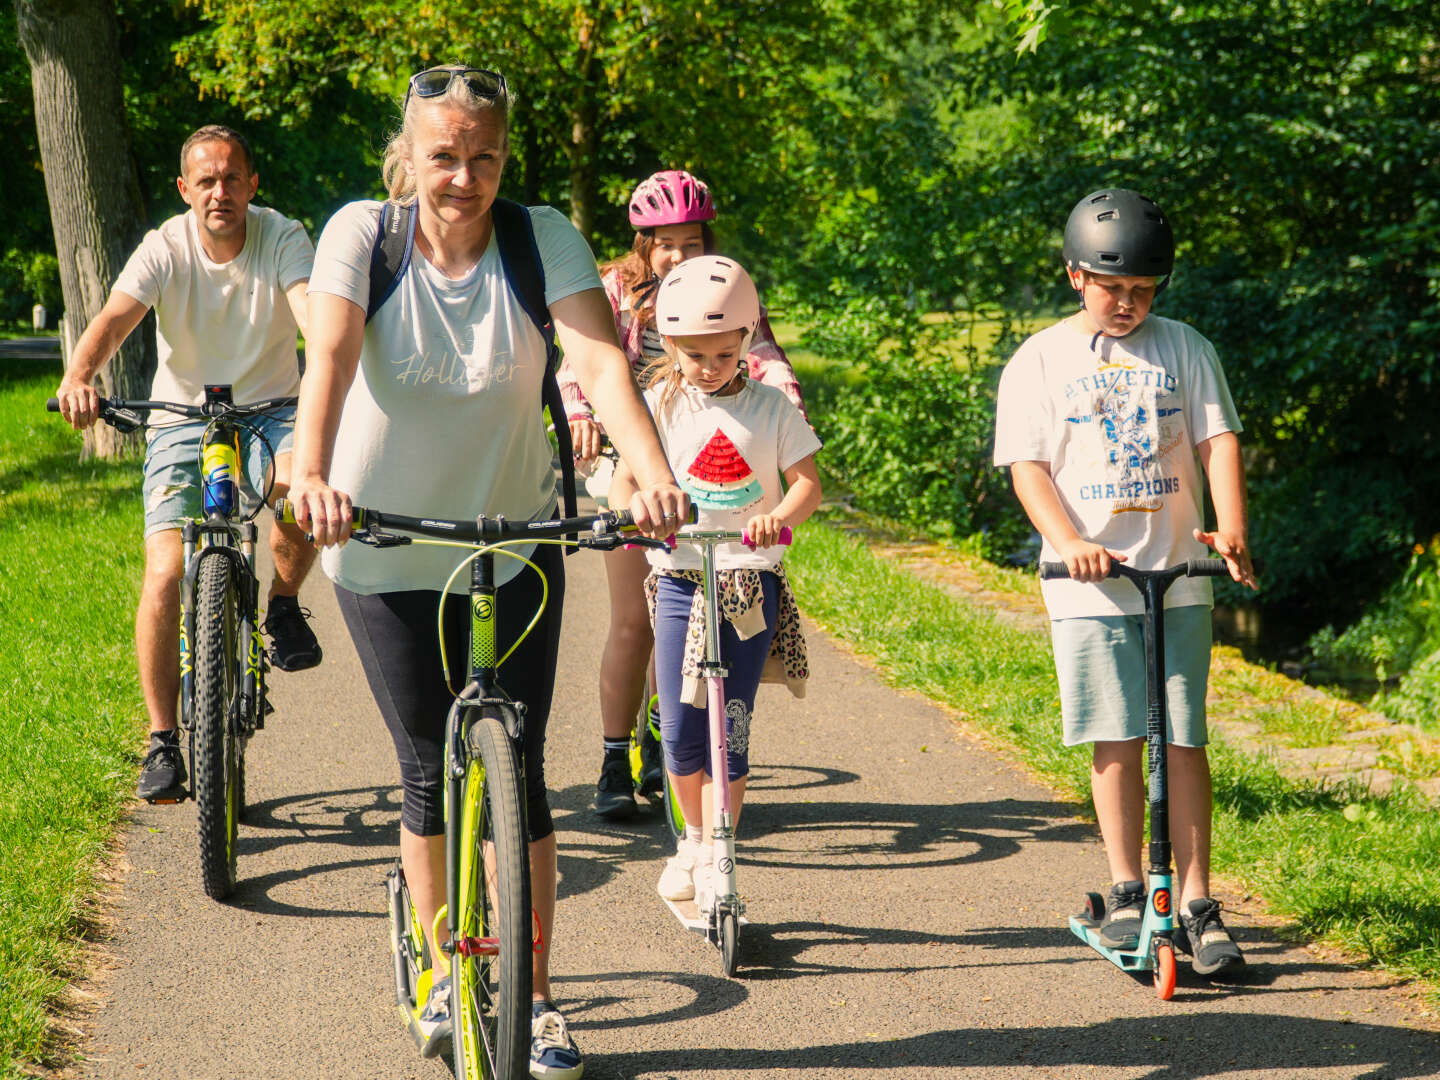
[1050,605,1212,747]
[142,407,295,536]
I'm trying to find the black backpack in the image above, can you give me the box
[365,197,578,521]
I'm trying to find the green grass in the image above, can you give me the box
[0,359,146,1074]
[786,512,1440,1000]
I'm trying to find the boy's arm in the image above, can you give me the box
[1009,460,1126,583]
[1195,432,1257,588]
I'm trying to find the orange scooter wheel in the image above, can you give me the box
[1153,941,1177,1000]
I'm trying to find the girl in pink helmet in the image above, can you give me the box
[563,170,809,821]
[608,255,822,908]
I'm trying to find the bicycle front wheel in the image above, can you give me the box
[452,710,532,1080]
[194,552,241,899]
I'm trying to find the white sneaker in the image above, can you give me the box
[693,849,716,914]
[657,838,700,900]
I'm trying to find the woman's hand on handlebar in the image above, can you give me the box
[1193,527,1257,589]
[569,416,602,465]
[627,482,690,540]
[53,376,100,431]
[286,476,353,548]
[1057,539,1126,583]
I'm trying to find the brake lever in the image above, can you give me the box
[350,527,411,548]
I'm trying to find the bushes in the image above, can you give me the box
[0,249,62,326]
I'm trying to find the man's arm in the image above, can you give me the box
[284,278,309,340]
[54,291,150,430]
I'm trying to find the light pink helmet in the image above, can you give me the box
[628,170,716,228]
[654,255,759,340]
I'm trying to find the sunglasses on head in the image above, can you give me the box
[404,67,508,111]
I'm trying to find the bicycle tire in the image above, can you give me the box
[660,767,687,842]
[452,710,532,1080]
[194,553,241,899]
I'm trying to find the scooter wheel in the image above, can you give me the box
[1082,891,1106,922]
[720,911,740,977]
[1153,941,1177,1000]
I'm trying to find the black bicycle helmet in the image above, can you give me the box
[1062,189,1174,291]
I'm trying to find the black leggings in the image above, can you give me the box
[335,542,565,840]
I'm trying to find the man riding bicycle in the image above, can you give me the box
[53,124,323,803]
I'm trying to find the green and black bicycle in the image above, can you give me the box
[278,498,665,1079]
[48,384,296,900]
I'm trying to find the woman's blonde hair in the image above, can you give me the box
[380,66,511,203]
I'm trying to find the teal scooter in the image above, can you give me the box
[1040,557,1231,1000]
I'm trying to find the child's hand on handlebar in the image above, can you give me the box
[1193,527,1257,590]
[1057,539,1126,583]
[284,478,354,548]
[569,416,602,465]
[53,377,100,431]
[743,513,785,549]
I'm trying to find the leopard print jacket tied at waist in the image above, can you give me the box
[644,563,809,709]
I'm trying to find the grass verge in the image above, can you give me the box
[0,359,145,1075]
[786,511,1440,1002]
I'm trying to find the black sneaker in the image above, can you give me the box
[1098,880,1146,950]
[136,732,187,802]
[636,707,664,798]
[263,594,321,672]
[594,752,637,820]
[1174,897,1246,977]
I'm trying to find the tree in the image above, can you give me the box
[16,0,154,458]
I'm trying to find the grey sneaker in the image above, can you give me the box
[1174,898,1246,977]
[417,974,452,1057]
[529,1001,583,1080]
[136,733,187,803]
[593,753,636,820]
[1098,880,1146,950]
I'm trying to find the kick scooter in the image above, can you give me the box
[659,524,791,977]
[1040,557,1230,1000]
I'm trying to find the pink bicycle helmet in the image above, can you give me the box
[654,255,759,338]
[628,170,716,228]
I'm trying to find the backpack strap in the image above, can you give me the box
[366,201,414,324]
[491,198,578,525]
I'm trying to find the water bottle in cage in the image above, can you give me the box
[203,441,239,517]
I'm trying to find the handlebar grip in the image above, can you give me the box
[740,526,793,549]
[1039,561,1069,580]
[1187,558,1231,577]
[46,398,60,412]
[273,498,364,528]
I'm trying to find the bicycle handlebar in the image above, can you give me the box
[1039,559,1230,581]
[46,392,299,433]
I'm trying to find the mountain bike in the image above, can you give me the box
[278,498,668,1078]
[657,524,791,978]
[47,384,296,900]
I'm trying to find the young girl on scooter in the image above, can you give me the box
[559,170,808,822]
[608,254,822,910]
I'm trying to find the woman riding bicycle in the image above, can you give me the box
[560,170,808,820]
[286,65,686,1078]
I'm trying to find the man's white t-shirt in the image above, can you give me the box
[645,379,821,572]
[308,200,602,593]
[993,315,1242,618]
[112,205,313,424]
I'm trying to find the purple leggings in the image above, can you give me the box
[652,572,778,782]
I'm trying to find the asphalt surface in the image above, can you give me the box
[79,510,1439,1079]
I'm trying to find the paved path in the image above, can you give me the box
[78,515,1438,1079]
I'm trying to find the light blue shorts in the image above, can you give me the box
[142,408,295,537]
[1051,605,1212,747]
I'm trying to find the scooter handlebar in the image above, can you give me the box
[1040,558,1232,581]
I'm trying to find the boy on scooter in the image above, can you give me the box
[993,189,1257,977]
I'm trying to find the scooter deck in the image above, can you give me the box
[1069,914,1154,973]
[662,895,750,933]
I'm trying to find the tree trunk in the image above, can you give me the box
[16,0,154,459]
[568,99,599,242]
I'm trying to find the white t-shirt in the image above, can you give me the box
[993,315,1242,618]
[645,379,821,572]
[308,200,602,593]
[112,205,313,424]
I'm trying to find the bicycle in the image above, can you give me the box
[46,384,297,900]
[277,497,667,1077]
[1041,557,1230,1000]
[657,524,792,978]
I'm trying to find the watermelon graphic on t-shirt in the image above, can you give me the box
[681,427,764,511]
